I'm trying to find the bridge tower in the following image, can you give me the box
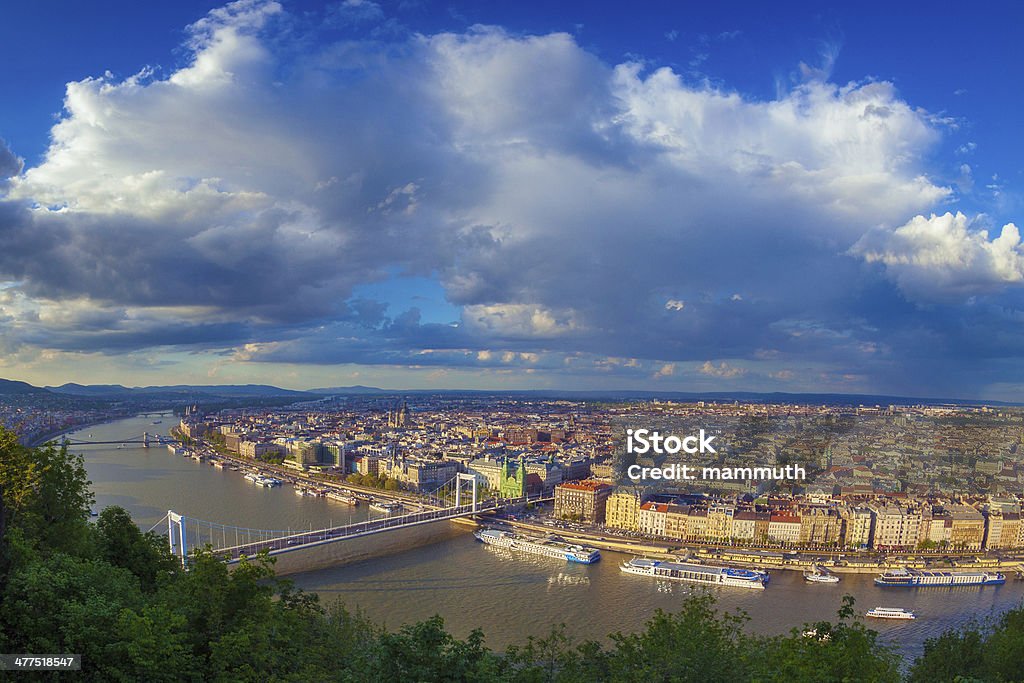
[167,510,188,567]
[453,473,478,512]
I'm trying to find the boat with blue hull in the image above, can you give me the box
[620,557,769,590]
[874,568,1005,587]
[475,528,601,564]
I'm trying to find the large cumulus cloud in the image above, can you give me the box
[853,212,1024,302]
[1,0,1020,396]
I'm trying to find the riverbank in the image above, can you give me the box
[478,517,1024,576]
[179,436,438,509]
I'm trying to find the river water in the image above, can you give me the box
[75,415,1024,662]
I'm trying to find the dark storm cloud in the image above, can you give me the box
[2,0,1023,397]
[0,140,22,179]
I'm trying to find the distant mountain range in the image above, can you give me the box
[0,378,49,395]
[309,386,1023,407]
[45,383,313,398]
[0,377,1020,407]
[307,385,389,395]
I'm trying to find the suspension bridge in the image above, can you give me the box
[64,432,175,447]
[149,473,551,566]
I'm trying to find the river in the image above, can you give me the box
[74,414,1024,662]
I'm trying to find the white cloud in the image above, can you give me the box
[611,66,947,220]
[699,361,746,378]
[653,362,675,378]
[462,304,583,339]
[852,212,1024,302]
[665,299,686,311]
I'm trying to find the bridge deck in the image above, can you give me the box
[187,495,553,563]
[220,503,495,562]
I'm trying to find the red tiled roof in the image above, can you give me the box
[557,480,611,493]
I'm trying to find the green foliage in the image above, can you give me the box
[0,429,94,556]
[910,606,1024,683]
[604,593,753,681]
[370,616,501,681]
[907,628,986,682]
[752,595,901,682]
[0,551,147,679]
[501,624,602,682]
[94,506,180,592]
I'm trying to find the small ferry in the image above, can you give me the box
[620,557,769,590]
[874,568,1005,588]
[259,477,283,488]
[212,460,225,469]
[244,472,261,483]
[369,500,403,514]
[475,528,601,564]
[866,607,916,620]
[804,565,841,584]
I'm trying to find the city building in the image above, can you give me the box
[868,503,922,550]
[553,480,612,523]
[767,513,802,545]
[638,501,668,536]
[605,489,642,532]
[840,506,874,549]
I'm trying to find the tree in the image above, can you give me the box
[0,427,93,556]
[910,606,1024,682]
[908,628,985,682]
[94,506,180,592]
[369,615,501,682]
[752,596,901,682]
[0,482,9,588]
[0,551,146,679]
[602,593,754,681]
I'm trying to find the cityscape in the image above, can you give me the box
[6,384,1024,563]
[3,0,1024,679]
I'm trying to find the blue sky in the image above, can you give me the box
[1,0,1022,397]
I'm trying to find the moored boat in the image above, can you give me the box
[804,565,841,583]
[874,568,1005,587]
[326,491,359,505]
[369,500,403,514]
[620,557,768,589]
[475,528,600,564]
